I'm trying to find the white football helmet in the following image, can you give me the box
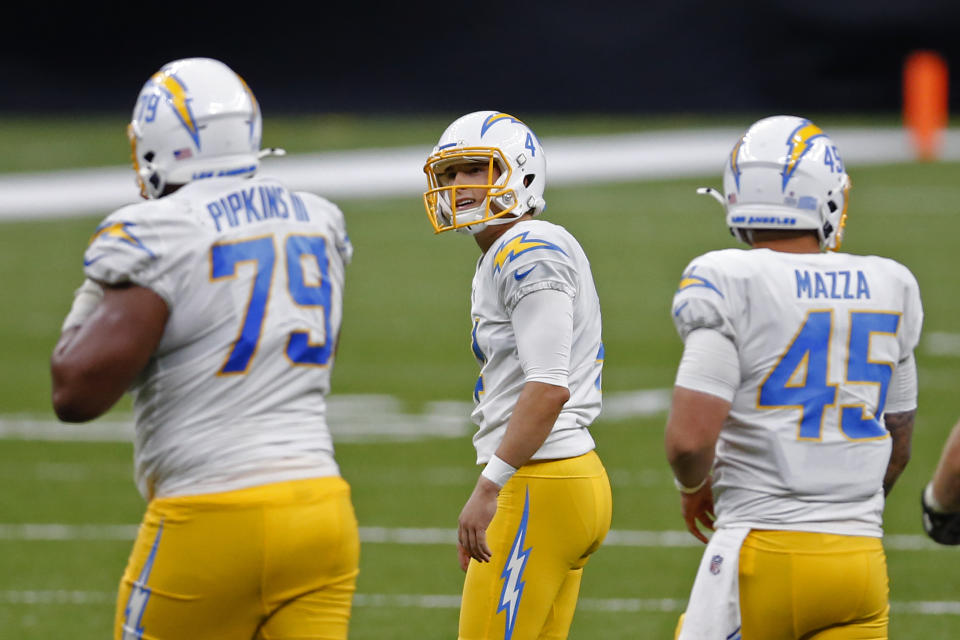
[423,111,546,234]
[127,57,263,199]
[699,115,851,250]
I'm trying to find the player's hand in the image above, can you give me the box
[457,476,499,570]
[457,541,472,572]
[921,486,960,545]
[680,480,716,544]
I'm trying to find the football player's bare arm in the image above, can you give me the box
[665,386,728,487]
[665,387,730,543]
[457,381,569,569]
[930,418,960,511]
[882,409,915,496]
[51,284,169,422]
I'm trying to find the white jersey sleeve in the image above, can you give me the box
[84,200,193,305]
[670,248,924,537]
[671,253,738,343]
[83,176,352,500]
[512,288,574,388]
[490,228,578,313]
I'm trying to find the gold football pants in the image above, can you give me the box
[458,450,612,640]
[676,530,889,640]
[739,530,888,639]
[114,476,360,640]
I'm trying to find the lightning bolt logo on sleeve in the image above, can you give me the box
[492,232,566,275]
[84,221,156,266]
[782,120,825,191]
[498,487,533,640]
[676,267,724,297]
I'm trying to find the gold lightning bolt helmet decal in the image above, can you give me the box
[782,120,825,191]
[729,135,744,190]
[151,69,200,149]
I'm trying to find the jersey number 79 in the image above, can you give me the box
[211,234,333,375]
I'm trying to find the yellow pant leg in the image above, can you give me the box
[458,451,612,640]
[114,477,359,640]
[738,531,888,640]
[537,567,584,640]
[259,478,360,640]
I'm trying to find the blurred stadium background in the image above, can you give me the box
[1,3,959,638]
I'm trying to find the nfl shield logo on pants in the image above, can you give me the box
[709,554,723,575]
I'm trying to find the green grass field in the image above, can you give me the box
[1,116,958,638]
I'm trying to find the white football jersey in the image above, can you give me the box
[469,219,603,464]
[84,176,353,500]
[672,248,923,537]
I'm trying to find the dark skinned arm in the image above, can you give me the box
[51,284,169,422]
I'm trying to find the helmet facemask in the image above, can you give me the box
[423,111,547,235]
[423,147,520,234]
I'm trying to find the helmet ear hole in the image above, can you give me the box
[524,174,535,188]
[827,200,838,213]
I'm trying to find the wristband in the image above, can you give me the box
[674,473,711,495]
[924,483,948,513]
[481,455,518,488]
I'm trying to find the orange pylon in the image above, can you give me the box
[903,50,949,161]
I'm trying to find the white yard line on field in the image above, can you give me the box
[0,590,958,615]
[0,523,947,552]
[924,332,960,357]
[0,389,671,443]
[2,128,959,221]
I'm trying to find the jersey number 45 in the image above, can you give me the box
[759,310,900,441]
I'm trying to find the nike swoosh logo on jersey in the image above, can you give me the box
[514,265,537,281]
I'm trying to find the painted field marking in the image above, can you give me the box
[0,390,671,443]
[0,523,947,552]
[0,590,957,615]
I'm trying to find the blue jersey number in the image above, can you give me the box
[471,318,486,402]
[759,311,899,440]
[211,234,333,375]
[285,235,334,366]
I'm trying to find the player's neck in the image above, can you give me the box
[474,215,530,253]
[750,235,821,254]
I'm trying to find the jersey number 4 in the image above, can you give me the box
[758,310,900,441]
[211,234,333,374]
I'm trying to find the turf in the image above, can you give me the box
[1,117,958,638]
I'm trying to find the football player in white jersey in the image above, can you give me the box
[423,111,612,640]
[921,417,960,544]
[50,58,359,639]
[666,116,923,640]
